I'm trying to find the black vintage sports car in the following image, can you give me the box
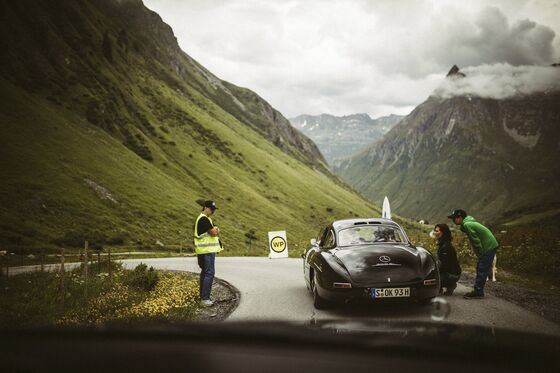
[303,218,440,309]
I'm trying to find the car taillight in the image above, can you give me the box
[333,282,352,288]
[423,279,437,286]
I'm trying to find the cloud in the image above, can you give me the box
[434,64,560,99]
[428,7,556,70]
[143,1,560,118]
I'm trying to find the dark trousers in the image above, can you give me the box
[474,248,497,294]
[197,253,216,300]
[440,272,460,289]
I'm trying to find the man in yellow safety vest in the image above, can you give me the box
[194,200,222,307]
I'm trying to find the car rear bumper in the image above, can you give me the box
[316,282,439,303]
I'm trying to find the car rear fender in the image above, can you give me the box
[417,247,438,278]
[319,251,352,283]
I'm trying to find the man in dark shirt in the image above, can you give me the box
[193,200,222,307]
[196,212,215,237]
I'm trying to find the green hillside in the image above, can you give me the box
[0,0,390,255]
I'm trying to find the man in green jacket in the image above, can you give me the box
[448,209,498,299]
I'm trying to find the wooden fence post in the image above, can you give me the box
[4,255,8,280]
[60,248,65,274]
[59,248,65,307]
[84,241,89,299]
[108,247,112,281]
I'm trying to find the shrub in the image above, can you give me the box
[106,235,125,245]
[85,260,123,274]
[126,263,159,291]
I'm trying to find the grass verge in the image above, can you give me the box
[0,263,199,327]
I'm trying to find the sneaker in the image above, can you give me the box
[200,299,214,307]
[463,291,484,299]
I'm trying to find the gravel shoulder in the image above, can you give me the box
[193,276,241,321]
[459,272,560,325]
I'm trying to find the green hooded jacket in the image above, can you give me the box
[460,216,499,257]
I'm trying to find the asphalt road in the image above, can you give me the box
[9,256,559,335]
[116,257,560,336]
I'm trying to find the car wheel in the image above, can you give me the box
[418,297,434,306]
[311,272,329,310]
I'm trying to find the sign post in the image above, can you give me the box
[268,230,288,259]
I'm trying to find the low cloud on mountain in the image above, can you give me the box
[434,64,560,99]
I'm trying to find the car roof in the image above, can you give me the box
[332,218,400,231]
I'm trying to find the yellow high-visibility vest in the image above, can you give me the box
[193,213,222,254]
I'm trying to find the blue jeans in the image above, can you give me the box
[474,248,497,294]
[197,253,216,300]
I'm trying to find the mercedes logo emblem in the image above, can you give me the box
[379,255,391,263]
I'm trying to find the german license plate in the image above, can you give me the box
[371,287,410,298]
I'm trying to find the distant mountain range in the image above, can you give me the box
[336,66,560,223]
[0,0,384,252]
[289,113,403,165]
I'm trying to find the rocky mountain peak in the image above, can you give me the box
[446,65,466,79]
[344,113,371,121]
[289,113,403,165]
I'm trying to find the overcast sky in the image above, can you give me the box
[143,0,560,119]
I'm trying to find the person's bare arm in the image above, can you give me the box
[208,227,220,237]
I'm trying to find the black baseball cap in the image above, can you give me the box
[204,200,218,210]
[447,209,466,219]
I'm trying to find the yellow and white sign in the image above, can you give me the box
[268,230,288,259]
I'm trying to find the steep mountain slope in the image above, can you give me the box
[290,113,402,165]
[0,0,381,253]
[336,72,560,223]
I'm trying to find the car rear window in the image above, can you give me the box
[337,225,406,246]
